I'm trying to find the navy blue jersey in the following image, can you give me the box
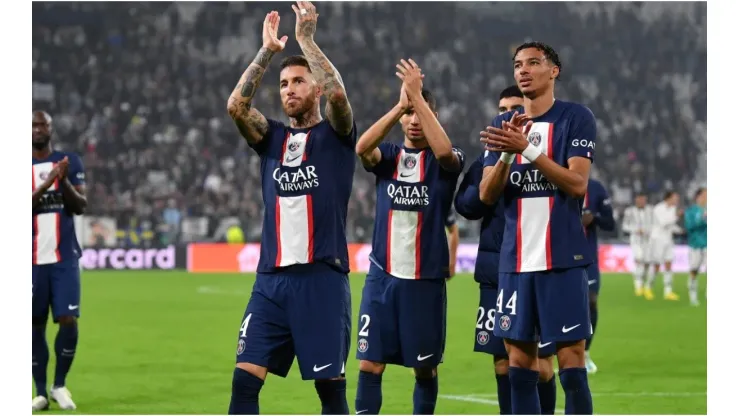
[32,151,85,265]
[368,143,465,280]
[250,119,357,274]
[483,100,597,273]
[444,206,456,228]
[583,178,615,259]
[454,151,505,284]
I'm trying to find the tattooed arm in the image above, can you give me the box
[227,11,288,146]
[293,1,354,136]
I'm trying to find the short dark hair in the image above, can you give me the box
[421,88,436,111]
[280,55,311,72]
[499,85,523,100]
[663,190,677,201]
[635,191,647,197]
[513,41,562,79]
[694,187,706,201]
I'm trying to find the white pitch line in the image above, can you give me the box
[471,391,706,398]
[196,286,247,296]
[439,395,565,414]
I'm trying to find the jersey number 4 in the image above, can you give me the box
[496,290,518,316]
[239,313,252,338]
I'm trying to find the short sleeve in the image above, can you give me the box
[365,142,400,177]
[67,153,85,187]
[566,106,597,162]
[247,118,283,155]
[451,146,466,172]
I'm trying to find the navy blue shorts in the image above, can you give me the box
[475,283,555,358]
[235,263,351,380]
[493,267,592,344]
[586,263,600,295]
[356,264,446,368]
[32,259,81,322]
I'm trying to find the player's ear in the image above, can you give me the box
[551,65,560,80]
[434,111,439,119]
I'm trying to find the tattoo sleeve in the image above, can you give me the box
[297,38,354,136]
[227,47,276,145]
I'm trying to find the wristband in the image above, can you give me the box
[522,143,542,162]
[499,152,515,165]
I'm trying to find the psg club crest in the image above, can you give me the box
[288,140,301,153]
[528,132,542,147]
[237,339,246,355]
[499,315,511,331]
[476,330,490,345]
[403,155,417,169]
[357,338,369,353]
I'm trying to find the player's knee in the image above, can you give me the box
[556,340,586,369]
[413,367,437,379]
[538,356,554,382]
[236,362,269,381]
[493,356,509,375]
[57,316,77,326]
[505,340,538,370]
[358,360,385,375]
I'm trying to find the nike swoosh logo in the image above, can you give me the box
[399,172,414,178]
[562,324,581,333]
[538,342,552,348]
[588,279,597,285]
[68,305,79,310]
[356,411,368,414]
[417,354,434,361]
[286,155,301,163]
[313,363,332,372]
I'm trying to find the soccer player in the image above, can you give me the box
[621,192,652,296]
[32,110,87,411]
[353,59,465,415]
[684,188,707,306]
[581,178,615,374]
[225,4,356,414]
[456,85,557,415]
[644,191,682,301]
[479,42,596,415]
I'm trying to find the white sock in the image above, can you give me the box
[663,271,674,296]
[633,264,645,291]
[689,276,698,302]
[646,266,656,289]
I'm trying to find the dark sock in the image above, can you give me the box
[228,367,264,415]
[315,379,349,415]
[32,326,49,398]
[53,323,78,387]
[559,368,592,415]
[495,374,512,415]
[585,303,598,351]
[538,376,557,414]
[355,371,383,415]
[413,375,438,415]
[508,367,541,415]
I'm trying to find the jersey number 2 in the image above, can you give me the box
[358,314,371,337]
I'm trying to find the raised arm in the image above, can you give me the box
[33,164,62,210]
[61,154,87,215]
[293,1,353,136]
[226,11,287,146]
[355,86,409,168]
[396,59,459,172]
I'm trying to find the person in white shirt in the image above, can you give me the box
[644,191,682,301]
[621,192,652,296]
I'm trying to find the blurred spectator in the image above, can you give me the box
[32,1,706,244]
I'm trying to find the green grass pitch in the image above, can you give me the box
[33,271,706,414]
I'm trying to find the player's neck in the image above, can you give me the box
[32,146,52,159]
[290,110,322,129]
[524,90,556,118]
[403,137,428,150]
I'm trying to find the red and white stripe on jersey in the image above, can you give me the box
[386,149,426,279]
[275,131,315,267]
[32,162,61,265]
[516,122,555,272]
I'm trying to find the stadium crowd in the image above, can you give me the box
[32,1,706,245]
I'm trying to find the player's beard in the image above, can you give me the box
[32,135,50,150]
[283,96,316,119]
